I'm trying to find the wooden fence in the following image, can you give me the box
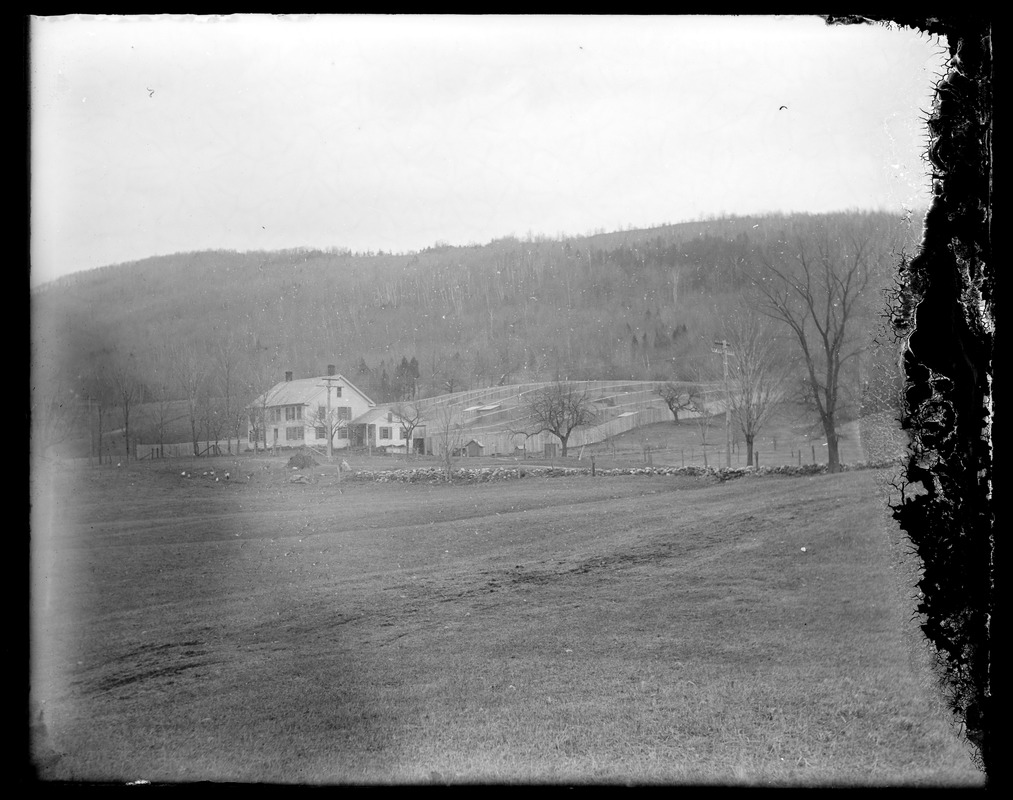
[423,403,678,458]
[416,380,724,457]
[136,439,252,460]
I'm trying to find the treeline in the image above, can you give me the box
[31,210,921,456]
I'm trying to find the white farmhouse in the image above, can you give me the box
[248,366,374,452]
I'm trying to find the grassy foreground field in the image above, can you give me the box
[30,458,982,785]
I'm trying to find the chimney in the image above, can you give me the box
[285,371,293,382]
[327,364,336,376]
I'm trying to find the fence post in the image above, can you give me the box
[812,445,816,464]
[703,449,708,468]
[755,451,759,468]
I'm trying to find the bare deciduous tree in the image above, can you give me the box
[693,399,713,445]
[144,378,174,459]
[198,389,227,456]
[656,381,699,424]
[109,353,139,462]
[432,403,465,481]
[168,342,210,457]
[81,365,114,465]
[212,332,246,455]
[753,223,879,473]
[524,382,600,457]
[391,400,426,458]
[722,310,795,467]
[245,357,285,455]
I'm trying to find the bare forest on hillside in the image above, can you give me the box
[31,211,918,464]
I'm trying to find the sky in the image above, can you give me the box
[29,14,948,288]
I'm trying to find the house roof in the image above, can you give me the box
[351,405,411,426]
[251,374,374,409]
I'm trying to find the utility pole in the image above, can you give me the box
[712,339,734,468]
[318,376,342,462]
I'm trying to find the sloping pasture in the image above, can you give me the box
[30,460,980,785]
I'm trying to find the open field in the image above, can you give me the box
[29,457,980,786]
[98,405,900,476]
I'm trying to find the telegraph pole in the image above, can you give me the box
[318,376,342,462]
[712,339,734,468]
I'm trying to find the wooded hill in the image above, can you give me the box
[33,210,922,414]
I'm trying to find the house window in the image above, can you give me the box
[315,426,326,440]
[285,406,303,421]
[271,408,282,423]
[286,426,304,441]
[318,406,327,420]
[337,406,351,420]
[379,426,391,440]
[335,387,342,398]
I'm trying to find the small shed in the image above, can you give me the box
[457,439,485,457]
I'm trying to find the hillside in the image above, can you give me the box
[33,211,920,388]
[32,210,921,461]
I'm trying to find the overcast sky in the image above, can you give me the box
[29,14,947,288]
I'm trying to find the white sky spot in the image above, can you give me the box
[29,14,946,287]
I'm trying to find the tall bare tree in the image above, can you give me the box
[198,387,227,456]
[109,353,139,462]
[523,382,600,457]
[168,342,210,457]
[144,378,174,458]
[722,309,795,467]
[692,399,713,445]
[245,356,285,454]
[752,222,881,472]
[391,400,426,459]
[82,364,113,465]
[212,331,246,455]
[432,403,465,481]
[140,348,179,459]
